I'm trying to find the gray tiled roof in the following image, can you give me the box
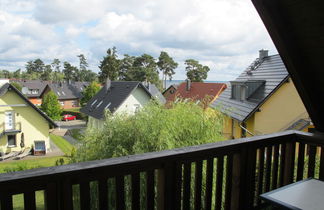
[0,83,57,127]
[46,82,89,100]
[17,80,50,97]
[80,81,153,120]
[211,54,289,122]
[142,83,166,104]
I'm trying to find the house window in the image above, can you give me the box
[7,135,16,147]
[34,141,46,152]
[31,89,39,94]
[60,101,64,106]
[72,100,78,107]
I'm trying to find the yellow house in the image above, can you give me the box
[0,83,57,155]
[211,50,312,139]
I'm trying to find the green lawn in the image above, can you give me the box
[0,156,69,173]
[50,134,75,155]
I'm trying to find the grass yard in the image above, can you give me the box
[50,134,75,155]
[0,156,69,173]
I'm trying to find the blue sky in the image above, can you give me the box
[0,0,277,81]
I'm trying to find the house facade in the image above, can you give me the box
[81,81,154,129]
[0,83,57,155]
[41,81,88,109]
[211,50,312,139]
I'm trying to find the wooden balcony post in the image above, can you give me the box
[283,142,295,185]
[157,169,165,210]
[230,147,248,210]
[157,162,181,210]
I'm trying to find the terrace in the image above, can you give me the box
[0,0,323,209]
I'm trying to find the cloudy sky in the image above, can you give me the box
[0,0,277,81]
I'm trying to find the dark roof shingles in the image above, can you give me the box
[80,81,152,120]
[211,54,289,122]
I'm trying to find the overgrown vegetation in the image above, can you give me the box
[72,100,224,162]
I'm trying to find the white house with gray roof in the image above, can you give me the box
[81,80,164,129]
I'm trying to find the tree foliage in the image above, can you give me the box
[73,100,223,161]
[41,91,62,120]
[98,47,120,82]
[80,81,101,106]
[185,59,210,82]
[157,51,178,88]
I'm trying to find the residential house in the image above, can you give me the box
[211,50,312,139]
[81,81,157,128]
[13,80,50,106]
[0,83,57,155]
[41,81,88,109]
[165,80,226,107]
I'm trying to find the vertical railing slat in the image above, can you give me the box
[320,146,324,181]
[146,170,155,210]
[279,143,286,187]
[308,145,317,178]
[182,162,191,210]
[205,158,214,210]
[0,192,13,210]
[116,176,125,210]
[264,146,272,192]
[297,142,305,181]
[271,144,279,190]
[45,183,58,210]
[194,160,203,210]
[241,147,257,208]
[61,179,73,210]
[99,178,108,210]
[80,181,91,210]
[131,173,140,210]
[215,156,224,210]
[224,155,233,210]
[257,147,265,206]
[24,191,36,210]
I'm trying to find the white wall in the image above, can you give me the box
[115,87,151,115]
[87,87,151,129]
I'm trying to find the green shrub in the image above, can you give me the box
[73,100,224,162]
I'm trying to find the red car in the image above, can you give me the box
[62,114,76,121]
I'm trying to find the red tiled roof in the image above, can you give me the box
[166,82,227,103]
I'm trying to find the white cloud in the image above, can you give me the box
[0,0,277,81]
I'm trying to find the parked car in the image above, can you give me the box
[62,114,76,121]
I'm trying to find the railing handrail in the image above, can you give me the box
[0,130,299,184]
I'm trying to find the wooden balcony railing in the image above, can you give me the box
[0,130,323,210]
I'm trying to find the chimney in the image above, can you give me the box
[105,77,111,91]
[186,79,191,91]
[259,49,269,60]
